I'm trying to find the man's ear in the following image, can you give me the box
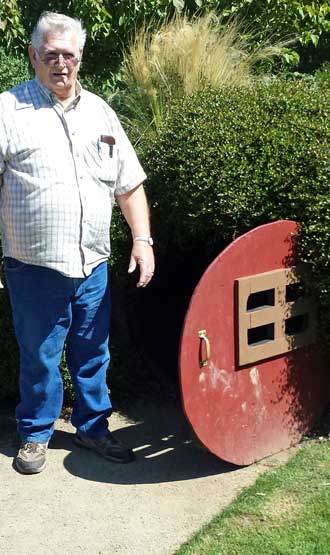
[28,45,37,67]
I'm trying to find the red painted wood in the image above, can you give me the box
[179,221,330,465]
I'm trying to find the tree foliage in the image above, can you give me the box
[188,1,330,71]
[0,0,26,52]
[0,1,180,73]
[0,1,329,73]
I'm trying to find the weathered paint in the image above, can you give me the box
[179,221,330,465]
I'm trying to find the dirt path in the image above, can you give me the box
[0,401,297,555]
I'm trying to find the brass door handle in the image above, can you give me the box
[198,329,211,367]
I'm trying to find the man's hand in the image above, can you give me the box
[115,184,155,288]
[128,242,155,288]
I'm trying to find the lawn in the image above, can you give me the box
[174,440,330,555]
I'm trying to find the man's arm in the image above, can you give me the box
[116,184,155,288]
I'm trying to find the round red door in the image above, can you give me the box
[179,221,330,465]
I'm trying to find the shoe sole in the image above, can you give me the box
[74,436,134,464]
[14,458,47,474]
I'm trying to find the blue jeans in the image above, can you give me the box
[4,258,112,443]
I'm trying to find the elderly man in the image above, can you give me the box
[0,11,154,474]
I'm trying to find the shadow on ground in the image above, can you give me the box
[0,399,237,484]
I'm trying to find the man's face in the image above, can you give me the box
[28,31,82,100]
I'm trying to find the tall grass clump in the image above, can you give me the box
[117,12,283,133]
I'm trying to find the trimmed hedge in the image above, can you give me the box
[0,286,19,401]
[140,81,330,254]
[2,76,330,401]
[132,79,330,370]
[0,48,31,92]
[0,50,29,400]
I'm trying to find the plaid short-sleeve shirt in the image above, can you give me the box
[0,79,146,277]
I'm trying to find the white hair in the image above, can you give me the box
[31,12,87,52]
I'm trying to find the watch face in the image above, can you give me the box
[134,236,154,246]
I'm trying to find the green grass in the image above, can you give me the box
[174,441,330,555]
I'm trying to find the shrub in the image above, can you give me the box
[140,80,330,253]
[2,1,329,74]
[129,79,330,371]
[0,47,31,92]
[118,12,284,133]
[0,286,20,401]
[0,50,30,401]
[299,200,330,341]
[0,51,161,402]
[2,75,330,402]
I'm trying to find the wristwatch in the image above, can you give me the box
[133,235,154,246]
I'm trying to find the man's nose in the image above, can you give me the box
[55,54,66,66]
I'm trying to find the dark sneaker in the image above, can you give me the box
[14,441,48,474]
[74,431,134,463]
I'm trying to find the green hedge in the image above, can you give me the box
[0,50,29,400]
[140,81,330,254]
[0,49,170,403]
[0,48,31,92]
[2,74,330,401]
[0,287,19,401]
[133,80,330,369]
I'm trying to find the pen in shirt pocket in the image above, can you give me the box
[100,135,116,158]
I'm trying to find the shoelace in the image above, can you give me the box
[22,442,46,454]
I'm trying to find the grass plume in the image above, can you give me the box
[118,12,284,133]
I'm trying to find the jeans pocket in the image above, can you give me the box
[4,257,27,272]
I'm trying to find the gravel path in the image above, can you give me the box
[0,401,297,555]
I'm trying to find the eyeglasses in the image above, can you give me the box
[36,51,80,67]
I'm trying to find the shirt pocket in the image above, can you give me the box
[86,139,117,185]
